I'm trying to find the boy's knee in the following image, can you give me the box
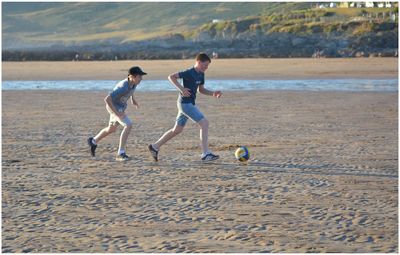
[124,123,133,130]
[199,118,209,128]
[107,125,117,133]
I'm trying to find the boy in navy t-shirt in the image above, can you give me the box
[148,53,222,162]
[88,66,147,161]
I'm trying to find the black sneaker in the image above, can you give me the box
[148,144,158,162]
[87,137,97,157]
[201,153,219,162]
[116,153,130,162]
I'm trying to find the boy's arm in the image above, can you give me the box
[198,85,222,98]
[168,73,191,97]
[104,95,124,117]
[131,95,139,109]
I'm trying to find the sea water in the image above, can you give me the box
[2,79,398,92]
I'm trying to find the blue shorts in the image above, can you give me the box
[176,102,205,126]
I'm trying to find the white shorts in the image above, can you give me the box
[106,105,133,127]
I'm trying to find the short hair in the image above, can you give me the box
[196,53,211,63]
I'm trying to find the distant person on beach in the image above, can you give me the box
[148,53,222,162]
[212,51,219,59]
[88,66,147,161]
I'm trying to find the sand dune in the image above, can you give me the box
[2,90,397,252]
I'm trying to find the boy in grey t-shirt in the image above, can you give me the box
[88,66,147,161]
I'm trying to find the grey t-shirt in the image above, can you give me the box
[109,79,136,112]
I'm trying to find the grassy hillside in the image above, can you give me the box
[190,6,398,38]
[3,2,397,60]
[2,2,311,48]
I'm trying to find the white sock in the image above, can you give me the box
[118,149,125,155]
[202,151,211,157]
[152,144,159,151]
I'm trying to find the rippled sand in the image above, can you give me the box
[2,90,398,252]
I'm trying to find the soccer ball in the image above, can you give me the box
[235,146,250,162]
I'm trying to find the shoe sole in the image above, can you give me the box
[202,156,220,163]
[148,145,158,162]
[116,158,129,162]
[87,138,96,157]
[90,147,96,157]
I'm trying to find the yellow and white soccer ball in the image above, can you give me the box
[235,146,250,162]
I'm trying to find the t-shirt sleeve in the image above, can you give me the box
[178,69,191,80]
[110,82,129,100]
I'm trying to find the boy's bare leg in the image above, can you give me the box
[153,123,184,150]
[88,124,117,157]
[94,124,117,143]
[198,118,209,155]
[118,124,132,153]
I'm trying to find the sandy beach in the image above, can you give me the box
[2,57,398,80]
[2,85,398,251]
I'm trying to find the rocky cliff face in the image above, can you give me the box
[119,26,398,59]
[186,19,398,58]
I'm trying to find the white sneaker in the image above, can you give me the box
[116,153,130,161]
[201,153,219,162]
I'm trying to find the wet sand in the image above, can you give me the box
[2,57,398,80]
[2,89,398,252]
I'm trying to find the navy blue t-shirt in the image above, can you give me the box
[178,67,204,104]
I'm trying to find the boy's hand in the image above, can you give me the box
[213,91,222,98]
[181,88,191,97]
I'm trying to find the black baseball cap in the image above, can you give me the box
[129,66,147,76]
